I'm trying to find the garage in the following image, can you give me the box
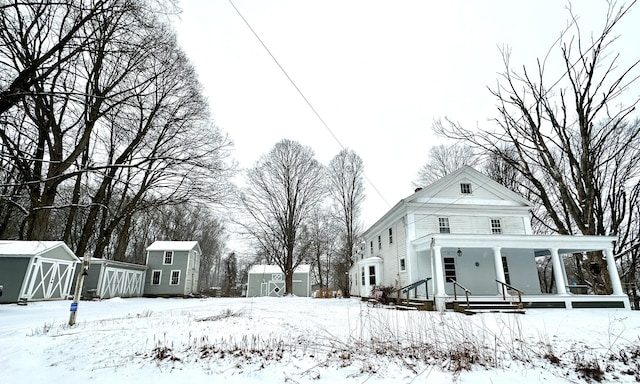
[0,241,79,304]
[79,258,147,299]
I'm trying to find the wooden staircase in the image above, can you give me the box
[449,280,526,315]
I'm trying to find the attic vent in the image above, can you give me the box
[460,183,472,194]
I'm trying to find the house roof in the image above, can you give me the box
[248,264,311,274]
[0,241,78,260]
[146,241,200,252]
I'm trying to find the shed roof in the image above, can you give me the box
[146,241,199,251]
[0,241,78,260]
[248,264,311,275]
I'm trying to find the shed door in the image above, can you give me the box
[21,257,77,301]
[99,267,145,298]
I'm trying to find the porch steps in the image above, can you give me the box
[395,300,435,311]
[451,301,525,315]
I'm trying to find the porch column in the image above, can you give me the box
[432,245,446,297]
[604,248,624,295]
[549,248,568,295]
[492,246,506,295]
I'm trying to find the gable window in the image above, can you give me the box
[444,257,457,282]
[164,251,173,265]
[460,183,472,194]
[502,256,511,285]
[151,270,161,285]
[170,270,180,285]
[388,228,393,244]
[491,219,502,234]
[378,235,382,250]
[369,265,376,285]
[438,217,450,233]
[399,258,406,272]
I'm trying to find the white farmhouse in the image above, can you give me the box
[349,166,629,310]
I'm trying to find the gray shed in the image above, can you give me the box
[144,241,201,296]
[246,264,311,297]
[0,241,79,304]
[74,258,147,299]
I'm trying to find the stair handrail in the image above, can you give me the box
[495,280,523,307]
[451,279,471,308]
[400,277,432,300]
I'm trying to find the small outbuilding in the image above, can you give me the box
[0,241,79,304]
[246,264,311,297]
[144,241,201,297]
[75,258,148,299]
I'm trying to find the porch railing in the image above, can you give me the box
[451,279,471,308]
[495,280,523,308]
[400,277,432,300]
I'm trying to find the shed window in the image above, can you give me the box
[170,270,180,285]
[388,228,393,244]
[151,270,161,285]
[164,251,173,265]
[439,217,450,233]
[369,265,376,285]
[444,257,457,282]
[491,219,502,234]
[460,183,472,194]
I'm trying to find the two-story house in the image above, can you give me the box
[349,167,629,310]
[144,241,201,297]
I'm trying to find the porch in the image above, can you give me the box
[407,233,631,311]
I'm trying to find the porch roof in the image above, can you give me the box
[412,233,618,254]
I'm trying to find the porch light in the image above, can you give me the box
[457,248,462,257]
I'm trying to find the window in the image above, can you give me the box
[400,258,406,271]
[378,235,382,250]
[491,219,502,234]
[460,183,472,194]
[444,257,457,282]
[388,228,393,244]
[502,256,511,285]
[368,265,376,285]
[163,251,173,265]
[438,217,450,233]
[370,241,373,254]
[361,267,365,285]
[151,270,161,285]
[170,270,180,285]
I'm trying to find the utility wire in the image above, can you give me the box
[227,0,392,208]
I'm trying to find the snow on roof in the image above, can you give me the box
[146,241,199,251]
[248,264,311,275]
[0,241,70,256]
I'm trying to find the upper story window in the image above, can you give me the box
[163,251,173,265]
[370,241,373,254]
[388,228,393,244]
[460,182,472,194]
[438,217,450,233]
[377,235,382,250]
[491,219,502,234]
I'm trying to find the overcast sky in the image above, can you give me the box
[173,1,640,251]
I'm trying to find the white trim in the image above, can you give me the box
[169,270,180,285]
[163,251,173,265]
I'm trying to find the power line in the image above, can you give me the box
[227,0,392,208]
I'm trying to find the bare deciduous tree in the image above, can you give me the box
[240,139,325,295]
[327,149,365,297]
[413,144,476,188]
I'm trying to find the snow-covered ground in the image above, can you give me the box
[1,297,639,383]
